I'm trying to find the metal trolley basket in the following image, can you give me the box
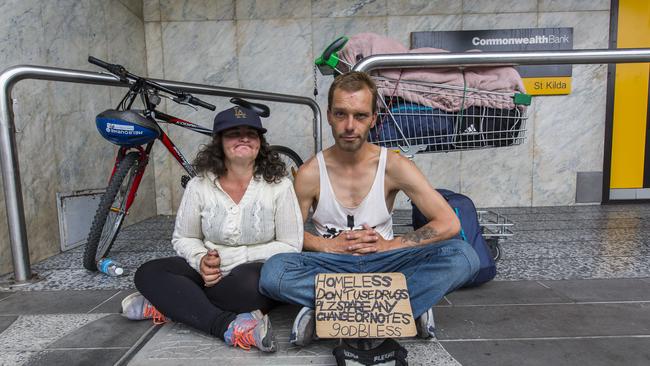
[316,36,527,260]
[371,76,530,157]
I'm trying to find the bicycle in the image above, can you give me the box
[83,56,303,271]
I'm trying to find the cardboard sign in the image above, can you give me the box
[315,273,416,338]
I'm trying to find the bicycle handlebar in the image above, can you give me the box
[88,56,216,111]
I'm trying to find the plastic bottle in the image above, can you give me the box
[97,258,125,276]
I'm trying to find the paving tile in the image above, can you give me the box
[444,281,570,306]
[0,351,38,365]
[512,217,650,231]
[442,337,650,366]
[90,289,136,314]
[0,290,121,315]
[500,240,650,260]
[436,303,650,340]
[540,278,650,302]
[8,270,135,291]
[47,314,154,348]
[0,292,14,301]
[0,315,18,333]
[0,314,107,351]
[129,305,460,366]
[32,251,176,271]
[496,256,650,281]
[25,348,127,366]
[507,228,650,243]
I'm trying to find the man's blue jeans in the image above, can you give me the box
[259,239,480,318]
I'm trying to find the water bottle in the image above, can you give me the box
[97,258,125,276]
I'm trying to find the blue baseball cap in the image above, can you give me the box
[212,106,267,135]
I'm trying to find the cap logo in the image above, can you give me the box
[234,107,247,119]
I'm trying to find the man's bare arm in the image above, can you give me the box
[387,153,460,248]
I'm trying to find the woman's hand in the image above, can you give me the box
[200,250,222,287]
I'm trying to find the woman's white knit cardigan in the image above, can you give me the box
[172,172,303,276]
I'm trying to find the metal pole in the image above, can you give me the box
[0,65,321,283]
[150,78,322,152]
[353,48,650,72]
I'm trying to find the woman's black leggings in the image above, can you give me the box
[134,256,278,340]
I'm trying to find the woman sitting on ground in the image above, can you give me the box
[121,105,303,353]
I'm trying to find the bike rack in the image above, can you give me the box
[0,65,322,284]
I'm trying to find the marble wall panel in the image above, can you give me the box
[144,22,173,215]
[143,0,161,21]
[463,0,537,14]
[312,0,387,18]
[160,0,234,21]
[394,152,462,209]
[460,137,534,207]
[0,0,45,64]
[529,10,610,206]
[11,82,60,272]
[387,15,462,47]
[106,1,155,226]
[120,0,144,19]
[236,0,310,20]
[462,12,539,30]
[0,0,49,274]
[539,11,610,48]
[237,18,314,168]
[531,64,607,206]
[539,0,610,12]
[386,0,462,16]
[0,0,149,275]
[161,20,238,209]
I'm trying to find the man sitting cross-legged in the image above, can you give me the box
[260,71,479,346]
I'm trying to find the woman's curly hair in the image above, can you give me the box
[193,132,287,183]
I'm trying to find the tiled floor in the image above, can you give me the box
[0,203,649,365]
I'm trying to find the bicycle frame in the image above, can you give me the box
[106,109,213,216]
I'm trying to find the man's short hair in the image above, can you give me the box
[328,71,378,114]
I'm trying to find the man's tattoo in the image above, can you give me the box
[401,227,438,246]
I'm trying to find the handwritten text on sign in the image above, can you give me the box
[315,273,416,338]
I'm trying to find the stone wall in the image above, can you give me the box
[143,0,611,212]
[0,0,154,275]
[0,0,613,275]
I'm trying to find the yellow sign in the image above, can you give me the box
[523,77,572,95]
[315,273,416,339]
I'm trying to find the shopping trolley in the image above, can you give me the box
[315,36,529,260]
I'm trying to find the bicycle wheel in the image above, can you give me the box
[486,237,502,262]
[270,145,303,181]
[83,152,141,271]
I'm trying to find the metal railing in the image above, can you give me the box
[352,48,650,72]
[4,48,650,284]
[0,65,322,284]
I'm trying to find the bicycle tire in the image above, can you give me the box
[270,145,303,180]
[83,152,141,271]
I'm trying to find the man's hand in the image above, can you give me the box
[200,250,221,287]
[346,225,399,255]
[322,225,378,254]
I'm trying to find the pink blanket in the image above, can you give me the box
[339,33,527,112]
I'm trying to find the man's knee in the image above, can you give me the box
[259,253,300,297]
[438,239,480,280]
[449,239,480,280]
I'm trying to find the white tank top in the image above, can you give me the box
[312,147,394,240]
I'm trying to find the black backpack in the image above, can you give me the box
[412,189,496,287]
[333,338,408,366]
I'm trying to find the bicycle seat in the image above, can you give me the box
[230,97,270,118]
